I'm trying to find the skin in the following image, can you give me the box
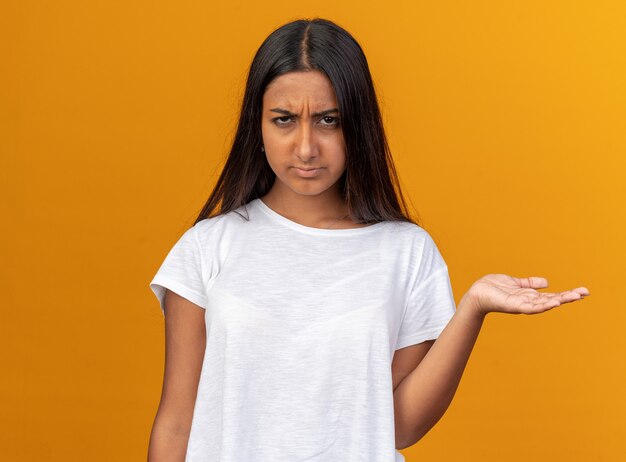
[393,276,589,449]
[147,70,591,459]
[148,290,205,461]
[259,70,363,229]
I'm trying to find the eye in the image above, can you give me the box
[272,116,294,126]
[320,116,340,126]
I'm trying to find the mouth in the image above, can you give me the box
[293,167,323,177]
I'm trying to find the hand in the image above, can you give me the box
[460,274,590,318]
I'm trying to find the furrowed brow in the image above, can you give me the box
[269,107,339,117]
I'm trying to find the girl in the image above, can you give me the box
[147,18,589,462]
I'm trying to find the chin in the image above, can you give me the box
[273,172,341,197]
[288,186,333,196]
[279,181,333,197]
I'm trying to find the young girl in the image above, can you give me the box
[147,18,589,462]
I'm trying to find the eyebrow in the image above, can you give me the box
[269,107,339,117]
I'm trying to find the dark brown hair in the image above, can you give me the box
[194,18,418,226]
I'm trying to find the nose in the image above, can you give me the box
[295,121,317,162]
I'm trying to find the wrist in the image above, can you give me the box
[458,290,487,322]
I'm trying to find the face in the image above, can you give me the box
[261,70,346,200]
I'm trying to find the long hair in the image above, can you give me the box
[194,18,418,226]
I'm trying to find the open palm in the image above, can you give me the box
[465,274,590,317]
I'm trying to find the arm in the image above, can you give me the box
[393,274,589,449]
[147,289,207,462]
[391,341,434,393]
[393,293,483,449]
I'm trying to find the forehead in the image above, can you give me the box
[263,70,337,108]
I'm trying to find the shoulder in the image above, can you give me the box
[384,221,448,271]
[193,203,253,243]
[384,220,435,247]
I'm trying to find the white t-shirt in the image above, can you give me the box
[150,198,456,462]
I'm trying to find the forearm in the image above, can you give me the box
[147,412,191,462]
[393,294,485,449]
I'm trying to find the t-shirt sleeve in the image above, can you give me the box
[149,224,208,315]
[395,232,456,350]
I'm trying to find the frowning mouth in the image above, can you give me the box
[293,167,323,177]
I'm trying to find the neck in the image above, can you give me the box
[260,184,349,229]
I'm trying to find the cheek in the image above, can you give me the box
[323,135,347,169]
[260,128,286,173]
[261,123,288,152]
[261,122,271,146]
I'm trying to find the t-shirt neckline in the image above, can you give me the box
[253,198,388,236]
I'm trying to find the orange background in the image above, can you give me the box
[2,1,624,460]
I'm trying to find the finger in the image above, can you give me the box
[521,296,561,314]
[526,289,587,313]
[537,298,562,313]
[555,290,585,303]
[515,276,549,289]
[574,286,590,296]
[539,298,562,311]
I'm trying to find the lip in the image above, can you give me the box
[293,167,323,178]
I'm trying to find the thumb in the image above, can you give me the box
[514,276,549,289]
